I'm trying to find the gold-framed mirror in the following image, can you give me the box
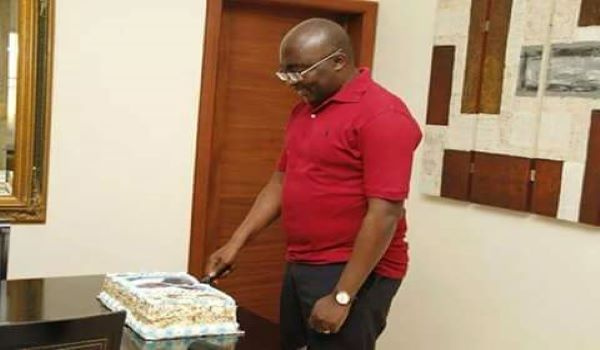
[0,0,53,222]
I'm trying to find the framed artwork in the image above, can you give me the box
[422,0,600,226]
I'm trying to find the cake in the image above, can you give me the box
[97,272,242,340]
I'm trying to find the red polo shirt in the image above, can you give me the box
[277,68,422,278]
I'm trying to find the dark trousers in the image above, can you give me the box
[280,263,402,350]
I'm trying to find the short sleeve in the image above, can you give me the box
[359,108,422,201]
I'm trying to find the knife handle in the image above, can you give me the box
[201,264,233,284]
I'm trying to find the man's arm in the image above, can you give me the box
[335,197,404,295]
[308,197,404,333]
[205,171,284,277]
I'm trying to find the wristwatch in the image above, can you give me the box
[334,290,353,306]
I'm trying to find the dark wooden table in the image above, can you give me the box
[0,275,281,349]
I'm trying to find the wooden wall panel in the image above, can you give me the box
[461,0,512,114]
[578,0,600,27]
[530,159,563,217]
[461,0,490,114]
[441,150,473,200]
[580,111,600,226]
[479,0,512,114]
[470,152,532,211]
[426,46,455,125]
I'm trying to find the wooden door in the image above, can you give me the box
[189,0,377,322]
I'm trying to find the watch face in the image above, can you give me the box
[336,291,350,305]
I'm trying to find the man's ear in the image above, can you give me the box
[333,54,348,71]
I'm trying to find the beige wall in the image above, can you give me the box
[8,0,600,349]
[9,0,206,278]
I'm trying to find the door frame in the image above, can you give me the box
[188,0,378,275]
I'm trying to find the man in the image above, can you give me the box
[206,18,422,350]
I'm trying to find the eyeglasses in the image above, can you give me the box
[275,48,343,84]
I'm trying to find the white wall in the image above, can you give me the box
[9,0,206,278]
[373,1,600,349]
[8,0,600,349]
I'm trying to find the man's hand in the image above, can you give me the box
[205,240,241,280]
[308,294,351,334]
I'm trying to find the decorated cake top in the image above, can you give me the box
[106,272,236,308]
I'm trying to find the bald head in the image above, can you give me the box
[278,18,358,106]
[280,18,355,64]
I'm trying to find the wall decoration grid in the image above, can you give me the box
[422,0,600,226]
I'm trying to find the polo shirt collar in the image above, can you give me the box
[311,67,371,112]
